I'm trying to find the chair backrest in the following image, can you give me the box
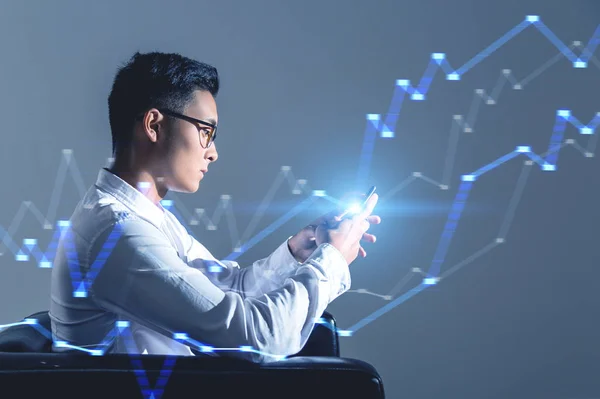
[0,311,53,353]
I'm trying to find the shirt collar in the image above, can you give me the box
[95,168,165,228]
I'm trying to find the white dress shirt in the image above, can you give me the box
[49,168,350,362]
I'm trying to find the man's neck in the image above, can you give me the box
[109,160,165,205]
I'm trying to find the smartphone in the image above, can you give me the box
[340,185,376,218]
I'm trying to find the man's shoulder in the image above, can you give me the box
[69,186,145,243]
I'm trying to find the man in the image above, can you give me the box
[49,51,380,362]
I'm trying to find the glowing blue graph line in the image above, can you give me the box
[356,16,600,188]
[224,195,318,261]
[347,109,597,333]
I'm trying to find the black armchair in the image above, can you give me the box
[0,311,385,398]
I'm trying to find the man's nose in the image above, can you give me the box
[206,144,218,163]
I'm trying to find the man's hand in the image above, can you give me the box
[288,195,381,263]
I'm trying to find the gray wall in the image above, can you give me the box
[0,0,599,398]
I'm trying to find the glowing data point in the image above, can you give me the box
[439,184,449,190]
[74,288,87,298]
[395,79,410,87]
[585,152,594,158]
[54,341,68,348]
[90,349,103,356]
[280,165,291,172]
[524,160,534,166]
[220,194,231,201]
[356,288,367,294]
[580,127,593,135]
[411,267,421,273]
[209,265,224,273]
[461,174,476,182]
[526,15,539,22]
[366,114,380,121]
[463,126,473,133]
[573,60,587,68]
[542,164,556,171]
[380,130,394,138]
[173,332,189,340]
[572,41,582,46]
[312,190,326,197]
[516,146,531,153]
[207,224,217,231]
[446,73,460,81]
[200,346,214,353]
[411,93,425,101]
[160,199,173,207]
[116,320,130,328]
[453,115,463,121]
[337,330,353,337]
[240,346,253,352]
[23,318,38,325]
[44,223,53,230]
[513,84,522,90]
[412,172,422,177]
[431,53,445,61]
[557,109,571,118]
[62,149,73,155]
[502,69,511,75]
[57,220,71,228]
[39,261,52,268]
[565,138,575,144]
[383,295,392,301]
[486,99,496,105]
[137,182,151,190]
[23,238,37,247]
[496,238,505,243]
[15,254,28,262]
[423,277,439,285]
[475,89,485,95]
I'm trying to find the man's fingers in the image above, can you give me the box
[358,246,367,258]
[362,232,376,243]
[366,215,381,225]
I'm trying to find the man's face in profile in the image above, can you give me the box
[158,90,219,194]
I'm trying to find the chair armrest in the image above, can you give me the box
[292,310,340,357]
[0,352,384,398]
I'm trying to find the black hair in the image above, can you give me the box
[107,51,219,156]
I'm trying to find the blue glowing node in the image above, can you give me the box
[160,199,174,208]
[57,220,71,228]
[526,15,539,22]
[380,130,395,138]
[423,277,438,285]
[411,93,425,101]
[395,79,410,87]
[446,73,460,81]
[208,265,224,273]
[116,320,130,328]
[516,146,531,153]
[23,318,38,325]
[23,238,37,247]
[173,332,189,340]
[542,164,556,171]
[337,330,353,337]
[90,349,103,356]
[580,127,593,135]
[431,52,445,61]
[557,109,571,118]
[200,346,214,353]
[312,190,326,197]
[366,113,380,121]
[573,60,587,68]
[39,261,52,268]
[15,253,29,262]
[54,340,68,348]
[461,174,476,182]
[240,346,253,352]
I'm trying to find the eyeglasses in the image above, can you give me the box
[157,108,218,149]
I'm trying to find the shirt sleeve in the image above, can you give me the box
[89,217,350,363]
[184,232,307,299]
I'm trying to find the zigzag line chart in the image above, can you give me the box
[0,13,598,399]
